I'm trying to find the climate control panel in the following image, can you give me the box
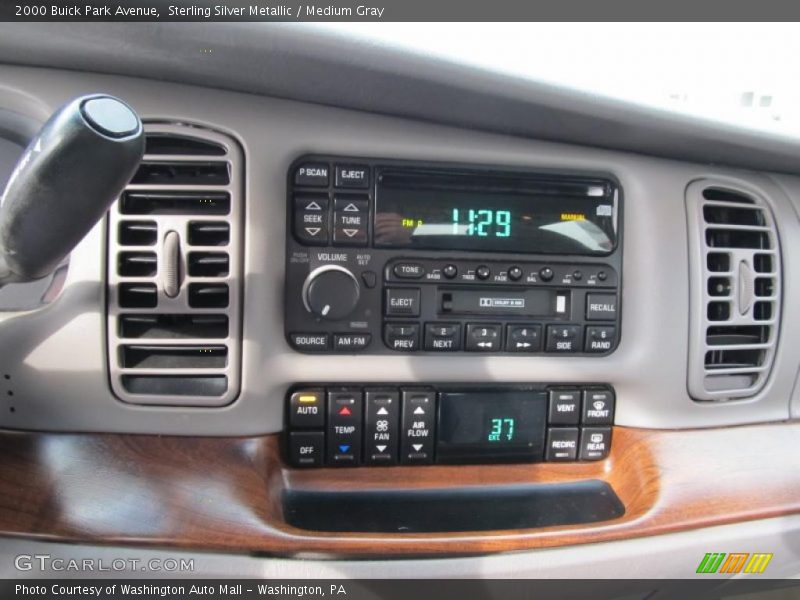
[286,384,615,467]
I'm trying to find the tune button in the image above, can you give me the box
[539,267,554,282]
[508,266,523,281]
[442,264,458,279]
[476,265,491,280]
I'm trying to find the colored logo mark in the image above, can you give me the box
[696,553,773,574]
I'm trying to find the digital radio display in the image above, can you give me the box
[374,169,618,255]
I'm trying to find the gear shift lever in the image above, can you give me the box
[0,94,144,285]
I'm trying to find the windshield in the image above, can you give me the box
[316,23,800,139]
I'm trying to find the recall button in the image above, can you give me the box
[586,293,618,320]
[393,263,425,279]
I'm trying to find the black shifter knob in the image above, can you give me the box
[0,94,144,282]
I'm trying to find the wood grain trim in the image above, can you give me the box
[0,423,797,557]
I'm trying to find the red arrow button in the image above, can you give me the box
[338,406,352,416]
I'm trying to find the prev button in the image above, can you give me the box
[384,323,420,351]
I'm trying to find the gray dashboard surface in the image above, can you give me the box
[3,23,800,175]
[0,65,798,435]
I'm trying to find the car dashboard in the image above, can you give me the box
[0,22,798,581]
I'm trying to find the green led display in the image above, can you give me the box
[487,417,515,442]
[451,208,511,237]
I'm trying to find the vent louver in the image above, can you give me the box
[686,181,781,401]
[107,124,243,406]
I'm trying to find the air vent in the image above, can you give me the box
[188,221,230,246]
[131,161,230,186]
[144,134,226,156]
[107,125,243,407]
[686,181,781,401]
[118,220,157,246]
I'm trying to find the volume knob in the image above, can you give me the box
[302,265,361,321]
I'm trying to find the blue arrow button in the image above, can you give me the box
[339,444,351,453]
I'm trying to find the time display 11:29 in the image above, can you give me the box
[451,208,511,237]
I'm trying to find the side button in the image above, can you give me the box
[289,431,324,467]
[545,324,581,353]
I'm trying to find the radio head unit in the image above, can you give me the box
[285,156,623,356]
